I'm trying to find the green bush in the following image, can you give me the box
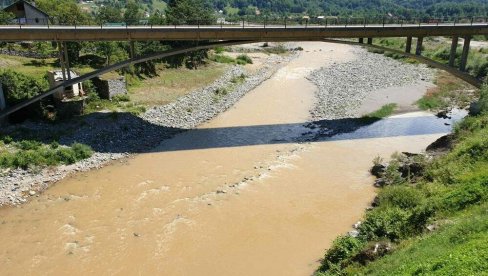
[211,54,235,64]
[377,186,425,210]
[0,141,93,170]
[442,180,488,211]
[358,207,410,242]
[236,54,253,64]
[112,94,130,102]
[0,70,48,105]
[319,236,365,271]
[478,85,488,114]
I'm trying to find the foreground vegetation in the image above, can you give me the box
[316,85,488,275]
[0,136,93,170]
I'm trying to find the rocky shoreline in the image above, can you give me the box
[0,52,296,206]
[306,48,435,137]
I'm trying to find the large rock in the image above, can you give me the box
[426,134,455,153]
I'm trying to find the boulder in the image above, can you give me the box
[353,241,392,265]
[426,134,455,153]
[469,101,481,116]
[371,164,386,177]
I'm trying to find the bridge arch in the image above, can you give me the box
[0,39,483,119]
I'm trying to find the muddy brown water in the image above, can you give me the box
[0,43,451,275]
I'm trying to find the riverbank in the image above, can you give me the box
[316,86,487,275]
[0,49,296,206]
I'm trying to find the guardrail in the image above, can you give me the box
[4,16,488,29]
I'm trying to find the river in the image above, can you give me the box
[0,42,460,275]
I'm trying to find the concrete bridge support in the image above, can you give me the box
[449,36,459,67]
[405,36,412,53]
[415,37,424,56]
[367,38,373,45]
[0,83,6,126]
[460,36,471,72]
[57,42,67,81]
[62,42,71,80]
[358,38,364,44]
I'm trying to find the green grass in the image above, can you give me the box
[349,205,488,276]
[416,71,476,111]
[129,62,227,106]
[374,37,488,81]
[360,104,397,122]
[0,137,93,170]
[316,86,488,275]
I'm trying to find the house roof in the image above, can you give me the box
[3,0,50,17]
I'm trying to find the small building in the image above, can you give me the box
[92,75,127,100]
[47,70,86,117]
[3,0,49,25]
[47,70,84,100]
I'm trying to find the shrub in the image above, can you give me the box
[358,207,410,242]
[112,94,130,102]
[478,85,488,114]
[17,140,42,151]
[0,70,48,105]
[211,54,235,64]
[377,186,425,210]
[70,143,93,160]
[319,236,365,271]
[382,160,405,185]
[214,47,225,54]
[442,182,487,211]
[236,54,253,64]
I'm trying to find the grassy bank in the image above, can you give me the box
[0,136,93,170]
[316,85,488,275]
[416,71,477,111]
[370,37,488,82]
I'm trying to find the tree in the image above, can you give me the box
[165,0,215,69]
[96,6,123,24]
[33,42,53,65]
[36,0,90,25]
[95,42,128,66]
[166,0,216,25]
[148,11,165,25]
[0,11,13,25]
[124,0,141,25]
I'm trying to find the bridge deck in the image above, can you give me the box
[0,23,487,41]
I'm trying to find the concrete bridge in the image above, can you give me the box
[0,21,487,119]
[0,23,487,42]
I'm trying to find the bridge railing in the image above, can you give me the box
[2,16,488,29]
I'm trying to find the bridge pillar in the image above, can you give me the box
[405,36,412,53]
[460,36,471,72]
[367,38,373,45]
[62,42,72,80]
[57,42,67,81]
[449,36,459,67]
[415,37,424,56]
[129,41,135,59]
[359,38,364,44]
[0,82,5,125]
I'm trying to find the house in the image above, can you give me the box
[3,0,49,25]
[47,70,84,100]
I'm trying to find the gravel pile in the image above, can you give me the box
[308,48,434,120]
[0,53,294,206]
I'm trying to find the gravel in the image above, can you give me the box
[0,53,295,206]
[308,48,434,120]
[306,47,435,137]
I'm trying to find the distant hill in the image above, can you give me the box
[209,0,488,17]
